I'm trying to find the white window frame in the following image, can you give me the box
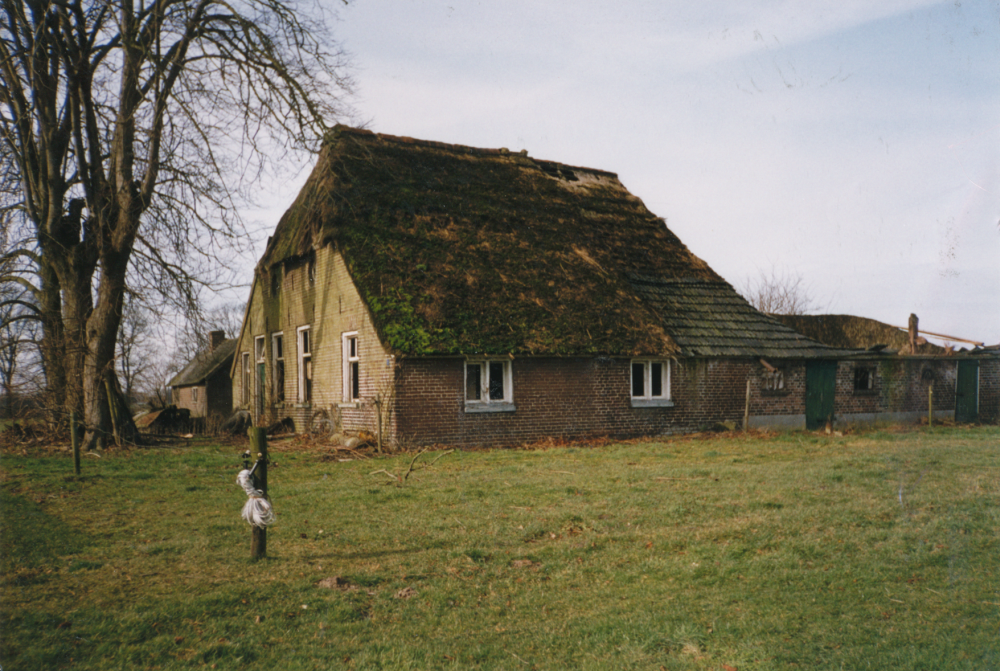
[342,331,360,403]
[464,359,515,413]
[272,332,285,404]
[630,359,673,408]
[297,325,312,404]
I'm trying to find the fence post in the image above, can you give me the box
[249,427,268,560]
[71,411,81,476]
[928,385,933,428]
[743,379,751,431]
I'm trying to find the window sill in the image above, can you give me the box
[338,402,361,409]
[294,402,312,409]
[464,402,516,414]
[273,402,285,409]
[631,398,674,409]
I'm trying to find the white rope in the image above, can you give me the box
[237,469,276,528]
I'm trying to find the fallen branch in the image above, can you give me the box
[368,449,454,486]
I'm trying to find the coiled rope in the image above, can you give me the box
[237,469,276,528]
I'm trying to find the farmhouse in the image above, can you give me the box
[231,127,997,446]
[168,330,236,423]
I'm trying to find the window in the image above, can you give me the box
[297,326,312,403]
[763,369,785,392]
[854,366,875,392]
[192,387,199,403]
[465,359,514,412]
[308,257,317,286]
[342,332,360,402]
[241,352,251,405]
[272,333,285,404]
[631,360,672,407]
[254,335,266,362]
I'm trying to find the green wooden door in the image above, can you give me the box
[955,359,979,423]
[805,360,837,430]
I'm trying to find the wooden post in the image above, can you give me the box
[743,378,751,431]
[249,427,268,560]
[375,394,383,453]
[71,411,81,476]
[928,385,933,428]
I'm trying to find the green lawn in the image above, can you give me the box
[2,427,998,670]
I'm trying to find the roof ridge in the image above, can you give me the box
[331,125,618,178]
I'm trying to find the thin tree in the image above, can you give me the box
[0,0,353,448]
[739,267,823,316]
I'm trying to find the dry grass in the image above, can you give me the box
[2,426,999,669]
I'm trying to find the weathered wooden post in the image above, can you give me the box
[743,379,751,431]
[928,385,933,428]
[249,427,269,560]
[71,411,81,475]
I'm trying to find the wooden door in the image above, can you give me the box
[805,360,837,430]
[955,360,979,423]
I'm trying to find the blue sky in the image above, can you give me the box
[250,0,999,345]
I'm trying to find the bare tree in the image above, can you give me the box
[739,267,823,316]
[0,0,353,448]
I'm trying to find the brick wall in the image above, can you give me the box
[174,384,207,418]
[980,357,1000,424]
[391,355,991,447]
[232,245,395,436]
[394,357,774,447]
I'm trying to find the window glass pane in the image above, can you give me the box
[302,330,310,354]
[351,361,360,400]
[274,335,283,359]
[466,364,481,400]
[631,363,645,397]
[489,362,505,400]
[349,337,357,358]
[275,361,285,403]
[651,362,662,397]
[304,358,312,401]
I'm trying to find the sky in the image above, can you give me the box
[247,0,1000,346]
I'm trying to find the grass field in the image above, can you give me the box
[2,427,998,670]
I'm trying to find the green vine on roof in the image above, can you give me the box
[366,288,457,355]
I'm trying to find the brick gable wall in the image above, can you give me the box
[233,245,395,437]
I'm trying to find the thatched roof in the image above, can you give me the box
[168,340,237,388]
[260,126,840,359]
[771,314,947,354]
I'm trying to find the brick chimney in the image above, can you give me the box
[209,330,226,352]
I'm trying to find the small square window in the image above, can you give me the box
[854,367,875,392]
[763,369,785,391]
[465,359,514,412]
[631,360,672,407]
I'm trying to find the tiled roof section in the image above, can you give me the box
[628,275,852,358]
[168,339,237,388]
[259,126,837,358]
[771,314,947,354]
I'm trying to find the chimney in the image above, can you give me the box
[908,313,918,354]
[209,330,226,352]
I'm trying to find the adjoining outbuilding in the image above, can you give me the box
[230,127,998,446]
[168,330,237,429]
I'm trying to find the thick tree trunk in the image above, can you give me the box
[37,260,68,427]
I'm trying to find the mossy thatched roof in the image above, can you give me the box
[168,339,237,387]
[771,314,947,354]
[260,127,840,358]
